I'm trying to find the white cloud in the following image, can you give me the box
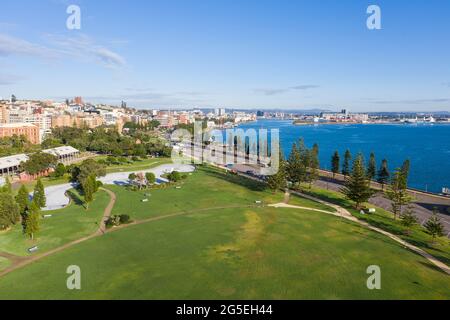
[45,34,127,68]
[0,33,126,69]
[0,34,56,58]
[0,73,25,85]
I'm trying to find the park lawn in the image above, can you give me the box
[302,185,450,266]
[102,157,171,173]
[107,165,335,221]
[0,206,449,299]
[0,189,109,257]
[0,257,10,271]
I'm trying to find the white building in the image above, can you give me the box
[0,146,80,176]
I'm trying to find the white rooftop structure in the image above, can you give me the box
[0,146,80,175]
[42,146,79,158]
[0,154,29,171]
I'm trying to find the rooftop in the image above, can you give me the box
[0,123,38,128]
[0,146,79,170]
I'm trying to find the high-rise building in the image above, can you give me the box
[0,105,8,123]
[74,96,84,105]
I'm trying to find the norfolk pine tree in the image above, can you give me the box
[400,205,417,235]
[331,151,340,178]
[385,168,412,220]
[377,159,390,190]
[367,152,376,180]
[25,201,40,240]
[341,154,373,209]
[33,178,46,208]
[287,142,302,188]
[82,176,95,209]
[267,150,287,193]
[424,209,444,242]
[0,192,20,230]
[342,149,351,177]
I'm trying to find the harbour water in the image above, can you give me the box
[236,120,450,193]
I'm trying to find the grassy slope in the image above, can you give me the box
[0,206,449,299]
[0,258,10,271]
[0,189,109,257]
[102,157,171,173]
[302,186,450,266]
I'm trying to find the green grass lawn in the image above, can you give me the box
[108,166,335,221]
[102,157,171,173]
[301,186,450,266]
[0,206,449,299]
[0,257,10,271]
[0,189,109,257]
[1,165,449,299]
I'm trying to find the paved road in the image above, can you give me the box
[40,164,195,211]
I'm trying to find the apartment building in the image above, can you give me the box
[0,123,40,144]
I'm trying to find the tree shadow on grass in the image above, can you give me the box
[199,166,266,192]
[66,189,84,207]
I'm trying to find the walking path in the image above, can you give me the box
[269,190,450,275]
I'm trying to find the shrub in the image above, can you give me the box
[119,214,131,224]
[105,214,132,228]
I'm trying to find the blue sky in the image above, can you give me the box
[0,0,449,111]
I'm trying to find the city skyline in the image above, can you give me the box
[1,0,450,111]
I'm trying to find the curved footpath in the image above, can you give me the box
[270,190,450,275]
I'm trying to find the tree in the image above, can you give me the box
[24,201,40,240]
[1,176,12,194]
[267,150,287,193]
[424,210,444,242]
[128,173,137,181]
[385,168,412,220]
[33,178,46,209]
[136,172,146,189]
[145,172,156,186]
[341,154,373,209]
[331,151,340,178]
[0,192,20,230]
[342,149,351,176]
[72,159,106,185]
[22,152,57,175]
[16,185,30,216]
[400,205,417,235]
[307,144,320,188]
[377,159,390,190]
[287,141,307,188]
[400,159,410,189]
[367,152,376,180]
[167,171,182,182]
[82,176,95,209]
[53,163,66,178]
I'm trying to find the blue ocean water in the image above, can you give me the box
[236,120,450,193]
